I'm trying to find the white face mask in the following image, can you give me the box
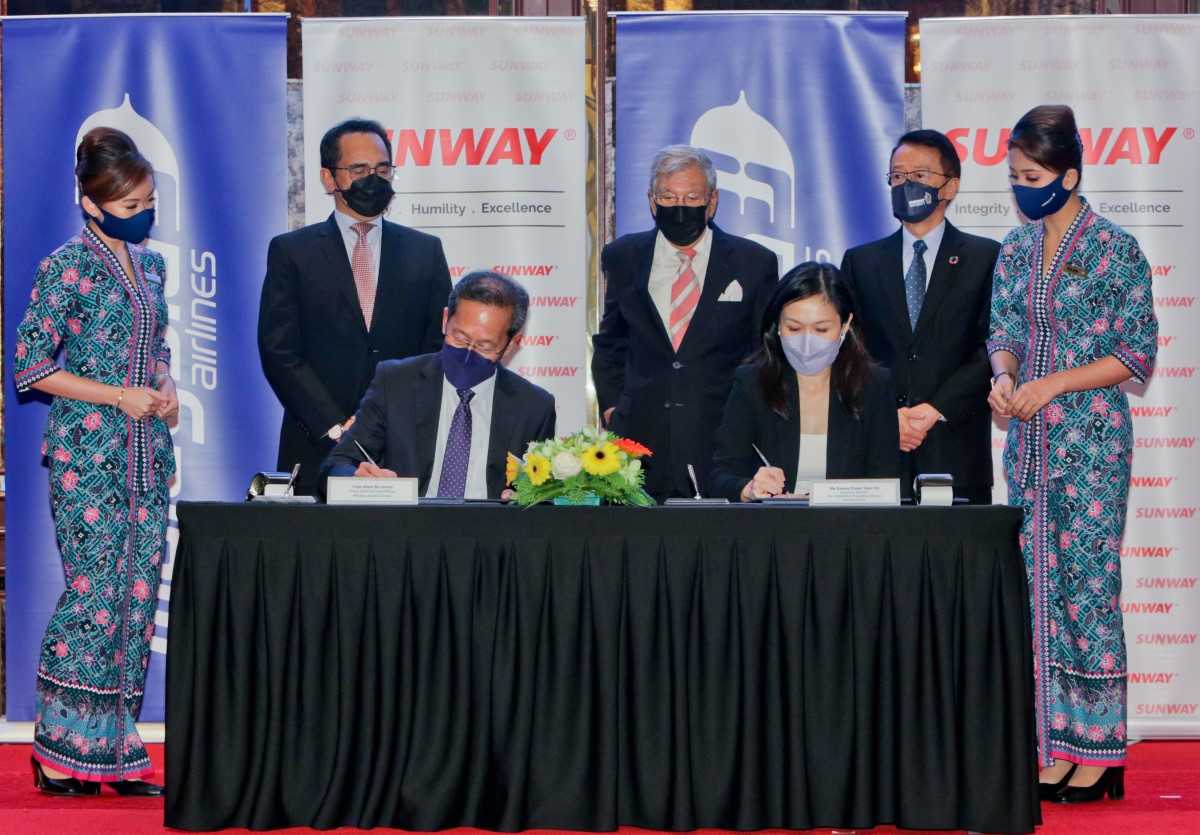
[780,331,843,376]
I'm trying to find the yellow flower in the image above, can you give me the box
[506,452,521,486]
[581,443,622,477]
[524,453,552,485]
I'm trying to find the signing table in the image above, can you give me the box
[165,503,1039,833]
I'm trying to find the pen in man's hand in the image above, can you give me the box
[353,439,378,468]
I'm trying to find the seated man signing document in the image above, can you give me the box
[319,270,556,498]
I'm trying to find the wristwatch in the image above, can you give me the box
[325,423,345,441]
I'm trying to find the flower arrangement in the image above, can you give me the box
[508,426,655,506]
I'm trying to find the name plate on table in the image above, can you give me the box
[326,476,419,505]
[809,478,901,506]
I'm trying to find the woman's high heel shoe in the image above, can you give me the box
[31,757,100,797]
[107,779,165,797]
[1050,766,1125,804]
[1038,762,1078,801]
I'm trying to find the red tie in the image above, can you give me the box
[668,247,699,352]
[350,222,376,330]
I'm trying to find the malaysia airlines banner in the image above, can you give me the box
[614,12,906,269]
[922,16,1200,737]
[303,19,588,432]
[3,15,287,721]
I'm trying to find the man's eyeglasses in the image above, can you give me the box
[652,191,711,207]
[446,331,507,359]
[886,169,951,187]
[333,163,396,181]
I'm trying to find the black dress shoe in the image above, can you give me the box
[1050,766,1125,804]
[31,757,100,797]
[107,779,165,797]
[1038,762,1078,800]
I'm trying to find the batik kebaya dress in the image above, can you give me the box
[14,227,175,782]
[988,197,1157,768]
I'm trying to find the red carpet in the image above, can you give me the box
[0,741,1196,833]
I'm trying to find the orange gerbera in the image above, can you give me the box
[613,438,652,457]
[506,452,521,486]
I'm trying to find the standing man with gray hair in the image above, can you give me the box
[592,144,778,501]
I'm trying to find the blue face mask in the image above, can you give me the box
[890,180,941,223]
[780,332,844,376]
[1012,170,1073,220]
[89,204,155,243]
[441,342,500,390]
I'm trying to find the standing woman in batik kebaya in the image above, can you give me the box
[988,105,1157,805]
[14,127,177,797]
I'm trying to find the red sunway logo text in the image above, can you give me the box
[946,127,1176,166]
[387,128,557,166]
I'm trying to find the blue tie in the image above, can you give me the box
[905,239,928,330]
[437,388,474,498]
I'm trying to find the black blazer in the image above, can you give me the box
[591,224,778,501]
[840,221,999,498]
[318,353,556,499]
[258,213,452,494]
[709,364,901,502]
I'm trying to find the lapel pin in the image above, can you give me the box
[948,255,960,265]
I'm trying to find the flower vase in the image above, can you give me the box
[552,492,602,506]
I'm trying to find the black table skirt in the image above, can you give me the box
[165,504,1039,833]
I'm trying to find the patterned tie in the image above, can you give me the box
[437,388,474,498]
[668,247,700,352]
[905,239,928,330]
[350,221,376,330]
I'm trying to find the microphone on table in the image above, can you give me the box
[664,464,729,505]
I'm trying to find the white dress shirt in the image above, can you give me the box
[648,226,714,331]
[794,433,828,497]
[424,372,497,499]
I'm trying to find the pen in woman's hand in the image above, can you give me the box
[752,443,772,468]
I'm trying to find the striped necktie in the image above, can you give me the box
[350,221,377,329]
[668,247,700,352]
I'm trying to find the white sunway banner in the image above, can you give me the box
[303,18,588,432]
[922,15,1200,737]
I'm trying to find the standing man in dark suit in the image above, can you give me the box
[320,271,556,498]
[840,129,1000,504]
[592,145,778,501]
[258,118,452,495]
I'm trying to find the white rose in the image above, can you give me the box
[551,451,583,479]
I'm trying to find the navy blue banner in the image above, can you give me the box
[3,15,287,721]
[615,12,905,269]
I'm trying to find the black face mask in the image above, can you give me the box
[653,203,709,247]
[337,173,394,217]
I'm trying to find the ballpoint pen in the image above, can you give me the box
[353,439,379,468]
[687,464,703,499]
[751,443,771,468]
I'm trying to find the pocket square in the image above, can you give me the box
[717,280,743,302]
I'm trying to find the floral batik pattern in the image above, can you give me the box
[989,199,1157,768]
[14,228,175,781]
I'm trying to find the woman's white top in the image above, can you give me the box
[794,433,828,496]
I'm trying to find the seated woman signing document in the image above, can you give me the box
[709,261,901,501]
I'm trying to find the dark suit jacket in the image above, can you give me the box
[319,353,556,499]
[591,224,778,501]
[258,213,452,494]
[840,221,999,500]
[709,364,901,501]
